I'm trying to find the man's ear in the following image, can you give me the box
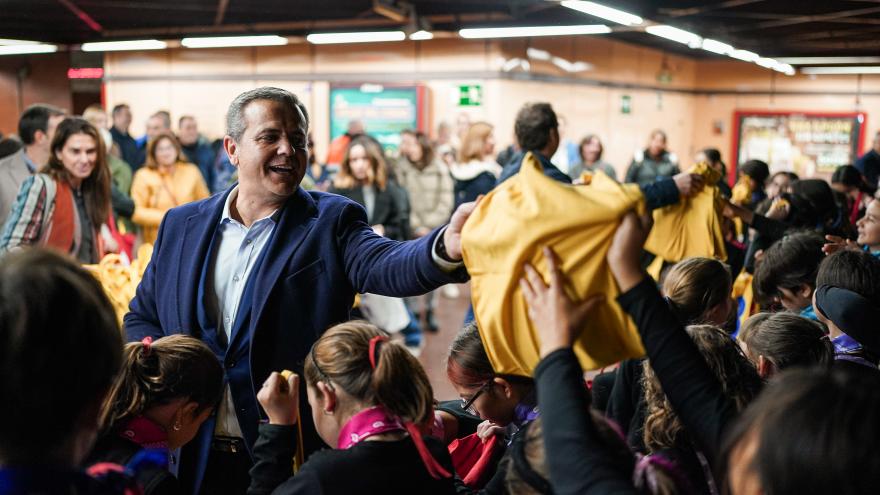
[223,135,239,166]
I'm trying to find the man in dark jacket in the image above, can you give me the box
[498,103,702,210]
[178,115,217,192]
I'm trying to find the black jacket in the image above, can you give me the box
[329,183,409,241]
[248,424,457,495]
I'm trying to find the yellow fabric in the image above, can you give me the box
[732,270,758,328]
[84,244,153,327]
[644,163,727,280]
[461,153,646,376]
[131,162,210,244]
[731,176,752,206]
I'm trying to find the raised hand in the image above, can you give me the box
[257,371,300,425]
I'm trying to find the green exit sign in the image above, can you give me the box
[459,84,483,106]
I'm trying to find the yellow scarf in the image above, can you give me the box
[461,153,646,376]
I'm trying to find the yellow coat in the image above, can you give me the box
[644,163,727,279]
[131,162,210,244]
[461,153,646,376]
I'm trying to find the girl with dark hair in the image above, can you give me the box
[87,335,224,494]
[752,231,825,316]
[0,117,112,263]
[444,323,538,493]
[248,321,455,494]
[832,164,876,224]
[0,249,127,494]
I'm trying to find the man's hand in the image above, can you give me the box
[521,247,605,357]
[257,371,300,425]
[673,172,705,197]
[443,196,482,261]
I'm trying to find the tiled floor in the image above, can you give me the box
[406,283,472,401]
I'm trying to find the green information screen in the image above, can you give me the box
[329,85,421,151]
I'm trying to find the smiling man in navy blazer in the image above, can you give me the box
[124,87,472,494]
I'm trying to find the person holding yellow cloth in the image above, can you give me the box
[462,152,646,377]
[643,162,727,279]
[131,131,210,244]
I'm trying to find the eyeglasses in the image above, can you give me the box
[461,381,493,415]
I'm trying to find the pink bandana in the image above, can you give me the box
[118,416,169,450]
[337,405,405,449]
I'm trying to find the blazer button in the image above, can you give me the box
[227,360,236,369]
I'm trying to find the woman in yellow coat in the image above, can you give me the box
[131,131,210,244]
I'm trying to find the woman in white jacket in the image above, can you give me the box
[450,122,502,209]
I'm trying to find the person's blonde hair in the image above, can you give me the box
[304,321,434,426]
[82,104,106,125]
[144,131,184,169]
[334,137,388,191]
[458,122,493,163]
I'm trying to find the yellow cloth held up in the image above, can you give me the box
[644,162,727,280]
[461,153,646,376]
[84,244,154,327]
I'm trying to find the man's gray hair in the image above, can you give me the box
[226,87,310,141]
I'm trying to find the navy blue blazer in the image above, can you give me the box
[124,186,467,491]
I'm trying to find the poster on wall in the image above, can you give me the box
[732,111,866,180]
[329,84,424,152]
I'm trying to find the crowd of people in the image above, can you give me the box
[2,85,880,495]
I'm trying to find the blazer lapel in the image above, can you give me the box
[176,191,228,335]
[242,188,318,345]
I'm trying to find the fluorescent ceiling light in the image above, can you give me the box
[776,56,880,65]
[561,1,642,26]
[459,25,611,39]
[307,31,405,44]
[409,30,434,41]
[771,63,794,75]
[181,35,287,48]
[701,38,733,55]
[0,38,40,45]
[800,66,880,75]
[526,47,551,61]
[0,44,58,55]
[730,49,758,62]
[756,57,777,69]
[645,25,701,46]
[82,39,167,52]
